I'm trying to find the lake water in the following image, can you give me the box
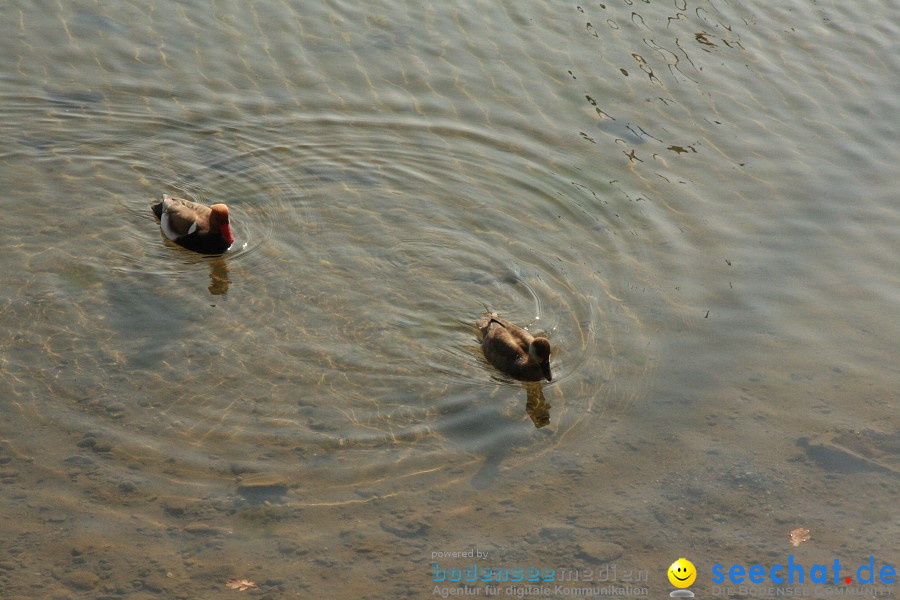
[1,1,897,598]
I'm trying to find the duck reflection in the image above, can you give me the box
[525,382,551,428]
[207,256,230,295]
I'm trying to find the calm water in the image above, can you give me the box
[1,1,897,598]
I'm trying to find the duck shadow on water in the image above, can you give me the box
[444,375,553,490]
[481,387,555,485]
[469,381,552,489]
[441,391,553,491]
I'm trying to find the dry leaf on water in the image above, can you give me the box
[226,578,258,591]
[789,527,811,546]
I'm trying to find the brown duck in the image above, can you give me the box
[151,194,235,254]
[476,313,552,382]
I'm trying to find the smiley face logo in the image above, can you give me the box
[668,558,697,588]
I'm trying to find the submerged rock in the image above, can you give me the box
[576,541,624,564]
[237,473,290,502]
[797,430,899,475]
[61,569,99,590]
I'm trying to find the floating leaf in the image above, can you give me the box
[226,578,258,591]
[789,527,811,546]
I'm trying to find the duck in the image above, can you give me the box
[151,194,235,254]
[476,313,552,382]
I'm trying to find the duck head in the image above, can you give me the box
[528,337,552,381]
[209,204,235,246]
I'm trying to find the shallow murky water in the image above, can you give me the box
[0,1,897,598]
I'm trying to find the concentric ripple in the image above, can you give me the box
[4,102,656,503]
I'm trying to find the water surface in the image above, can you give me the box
[0,1,897,598]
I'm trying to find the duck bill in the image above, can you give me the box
[220,223,235,246]
[542,363,552,382]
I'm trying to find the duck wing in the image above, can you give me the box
[488,314,535,348]
[153,194,211,240]
[481,319,529,363]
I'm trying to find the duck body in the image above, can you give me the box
[151,194,235,254]
[476,313,552,382]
